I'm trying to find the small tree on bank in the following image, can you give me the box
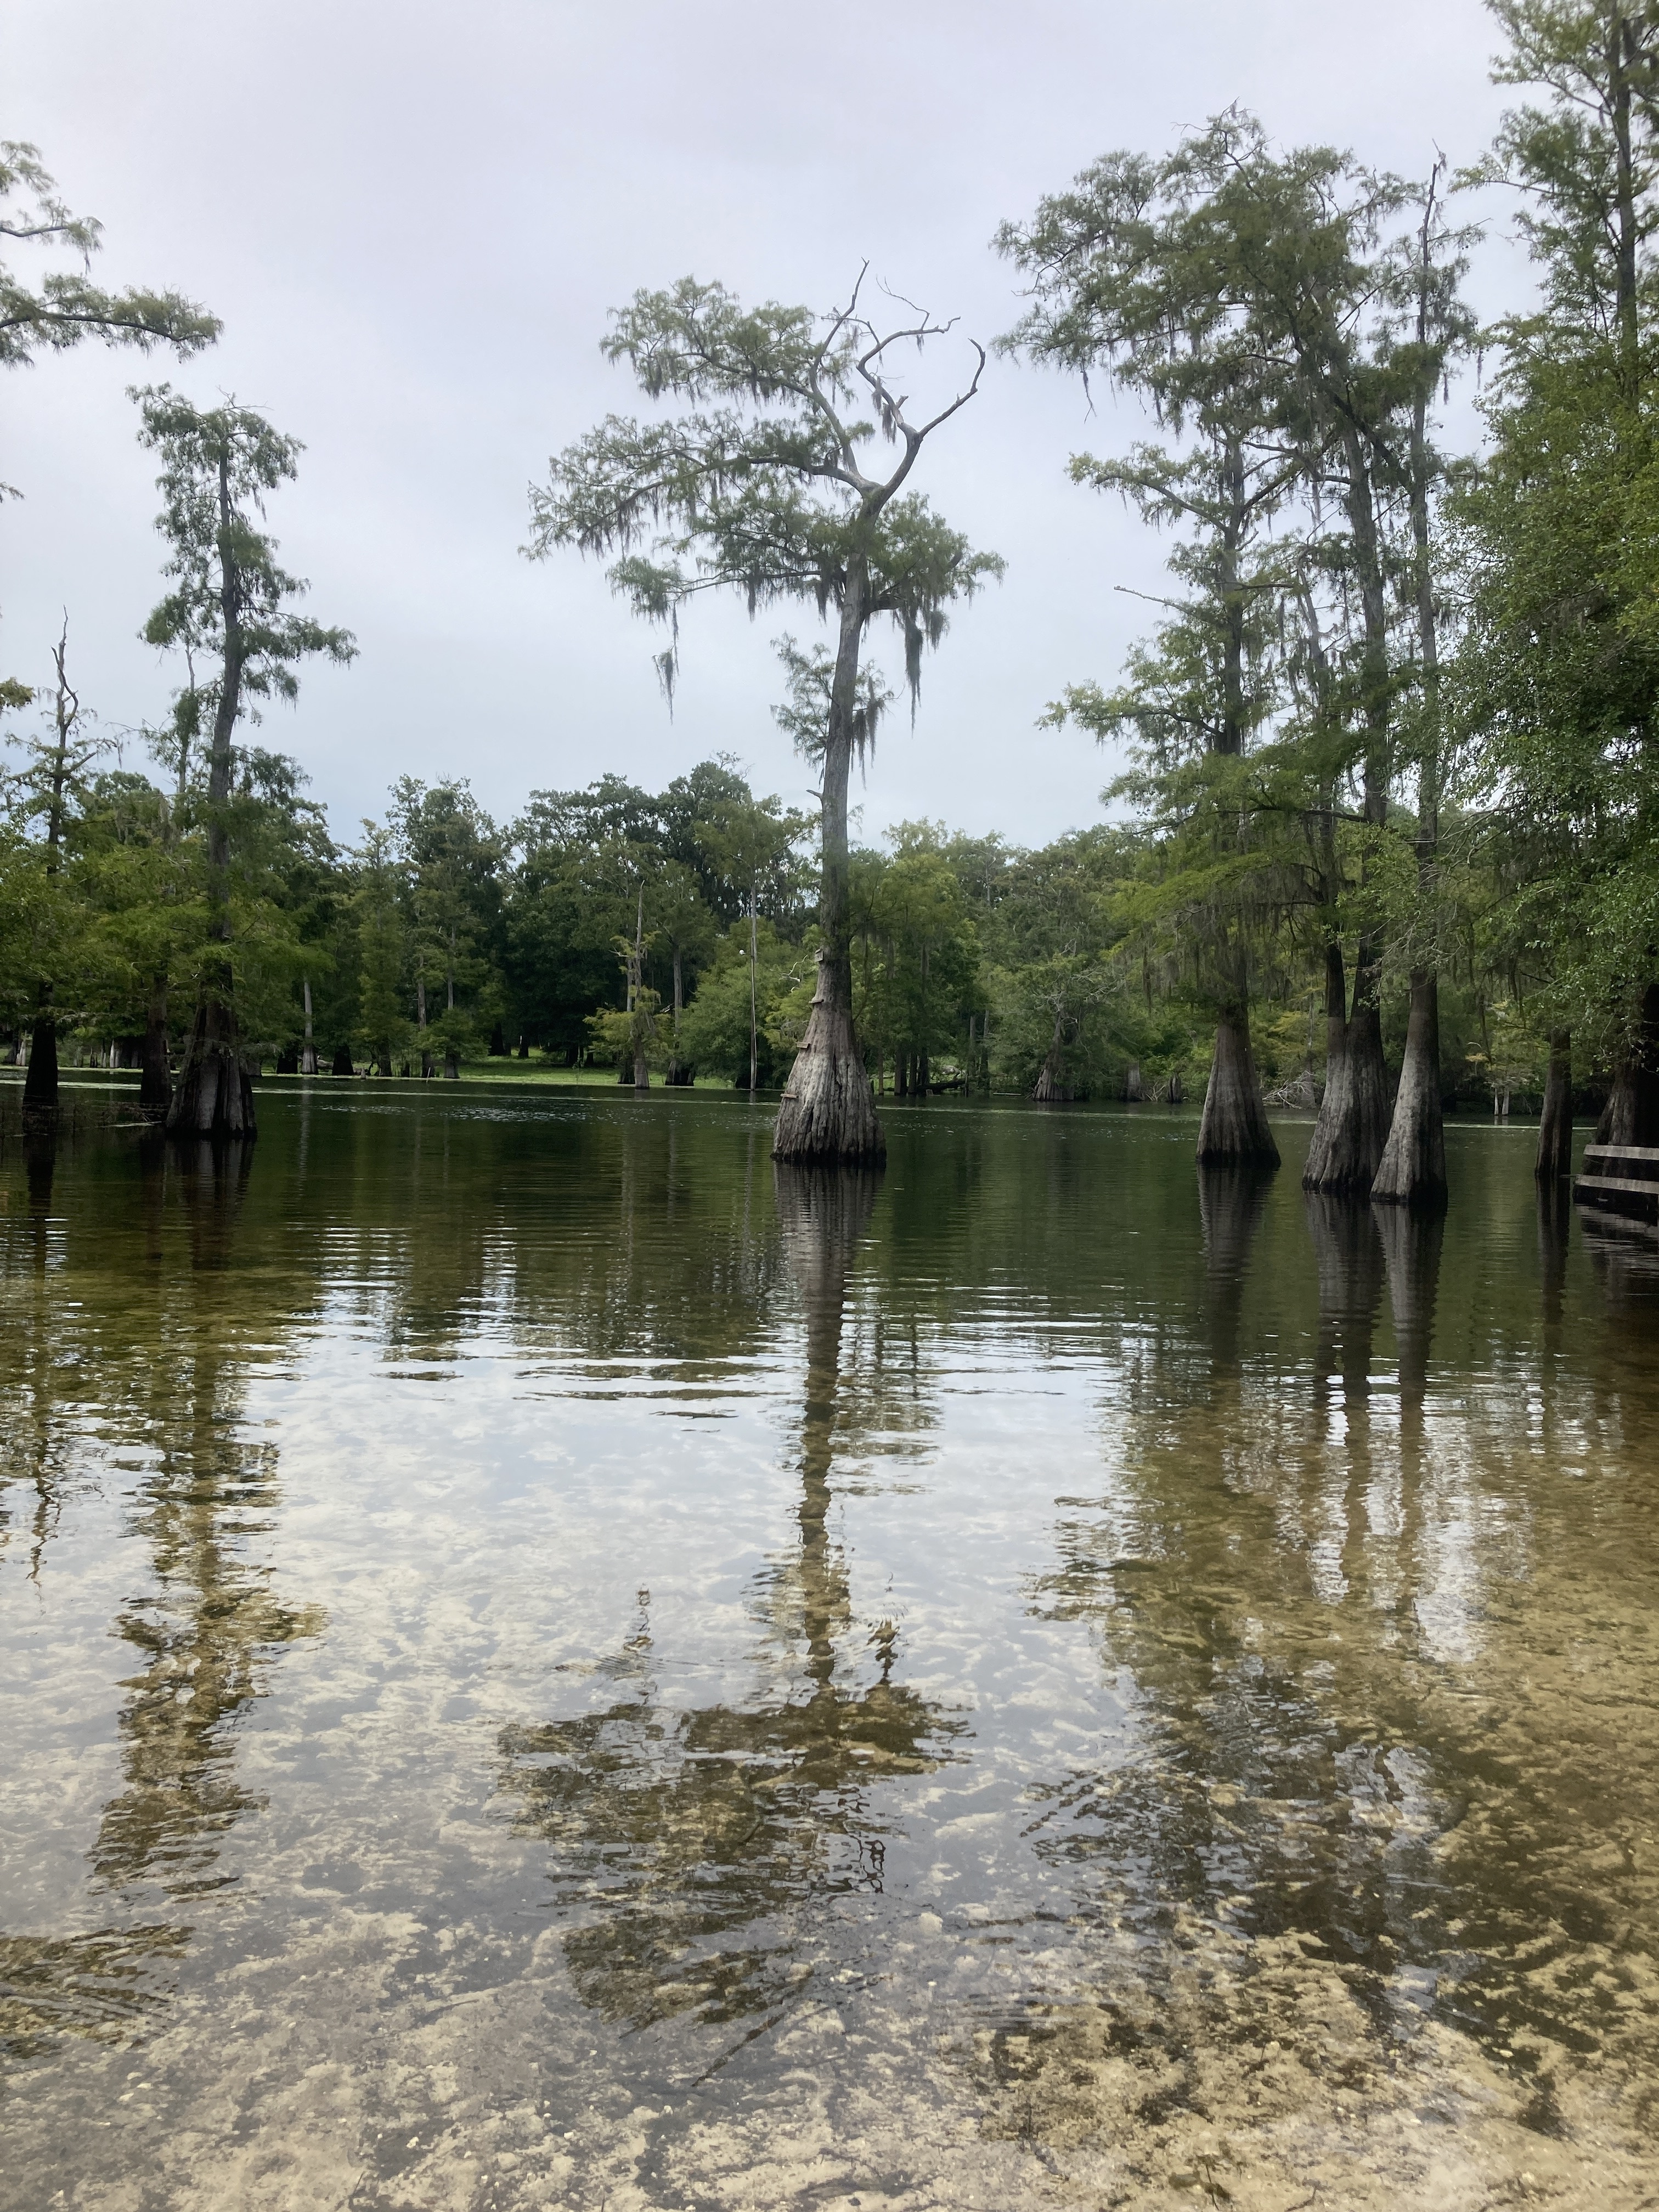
[137,388,354,1138]
[525,273,1001,1163]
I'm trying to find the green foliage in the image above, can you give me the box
[588,989,669,1076]
[136,388,356,712]
[1448,0,1659,1054]
[850,827,982,1077]
[351,822,411,1072]
[675,921,811,1085]
[504,762,809,1056]
[0,140,218,512]
[525,276,1002,709]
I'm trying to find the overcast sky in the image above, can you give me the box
[8,0,1521,851]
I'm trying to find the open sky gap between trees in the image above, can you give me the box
[4,0,1658,1200]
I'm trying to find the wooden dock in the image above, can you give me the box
[1572,1142,1659,1223]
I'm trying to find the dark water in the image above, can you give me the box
[3,1085,1657,2211]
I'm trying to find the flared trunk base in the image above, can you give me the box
[21,1019,59,1115]
[773,964,884,1165]
[166,1001,256,1141]
[1371,972,1446,1210]
[1304,1003,1390,1196]
[1196,1007,1279,1167]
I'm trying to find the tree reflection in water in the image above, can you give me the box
[497,1165,963,2038]
[1,1136,321,2059]
[1006,1181,1456,2141]
[93,1141,324,1898]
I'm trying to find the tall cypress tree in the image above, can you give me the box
[526,274,1001,1163]
[137,388,354,1139]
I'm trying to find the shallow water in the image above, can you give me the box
[3,1084,1657,2211]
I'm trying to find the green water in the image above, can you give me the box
[2,1085,1656,2210]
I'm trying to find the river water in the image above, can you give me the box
[2,1084,1657,2211]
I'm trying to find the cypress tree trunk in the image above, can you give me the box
[1197,1003,1279,1166]
[667,945,691,1085]
[1304,941,1389,1194]
[774,561,884,1165]
[140,974,172,1114]
[1536,1028,1573,1181]
[1191,443,1275,1170]
[1305,1189,1386,1407]
[170,994,256,1136]
[168,455,255,1143]
[1031,1007,1070,1102]
[1374,219,1448,1211]
[301,975,318,1076]
[24,632,86,1117]
[1371,970,1446,1208]
[1594,986,1659,1144]
[1375,1203,1445,1415]
[1303,943,1352,1189]
[1306,421,1392,1197]
[22,1000,58,1114]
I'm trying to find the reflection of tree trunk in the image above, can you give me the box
[1537,1179,1570,1359]
[1371,972,1446,1209]
[775,1165,880,1685]
[1198,1163,1272,1372]
[1375,1204,1444,1420]
[1304,1192,1386,1409]
[24,1121,56,1258]
[92,1143,320,1898]
[1197,1003,1279,1166]
[494,1159,950,2033]
[1536,1029,1572,1180]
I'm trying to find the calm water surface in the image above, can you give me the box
[2,1085,1657,2211]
